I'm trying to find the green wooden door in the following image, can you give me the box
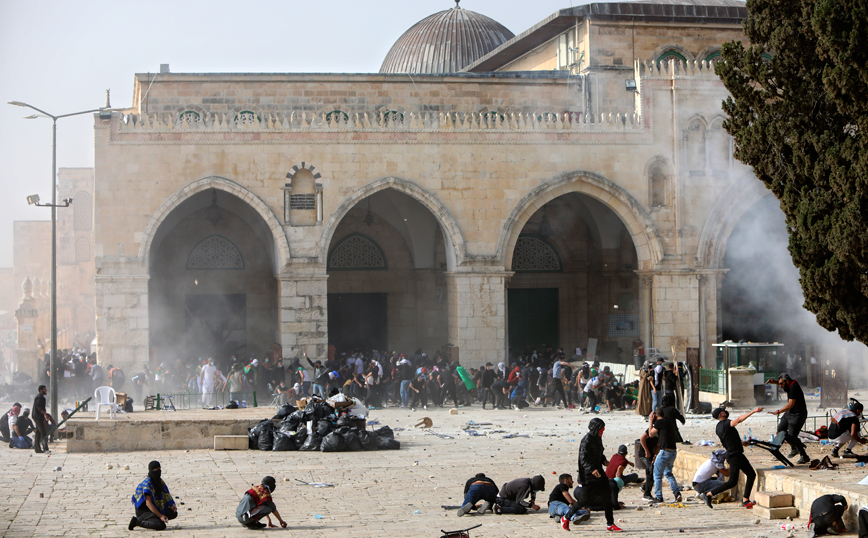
[508,288,559,355]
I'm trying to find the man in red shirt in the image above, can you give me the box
[235,476,288,529]
[605,445,643,485]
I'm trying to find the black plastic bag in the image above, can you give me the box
[272,403,298,420]
[316,419,333,437]
[247,428,258,450]
[292,429,308,449]
[272,431,296,451]
[335,415,353,429]
[374,426,394,439]
[304,402,332,424]
[258,429,274,451]
[250,419,274,438]
[299,433,322,451]
[358,430,378,451]
[320,431,347,452]
[344,431,363,451]
[376,437,401,450]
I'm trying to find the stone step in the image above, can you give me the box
[214,435,249,450]
[753,505,798,520]
[755,491,795,508]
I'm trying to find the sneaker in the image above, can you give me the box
[843,448,855,456]
[807,522,816,538]
[478,500,491,515]
[457,502,473,517]
[642,492,654,501]
[832,447,840,458]
[513,406,520,411]
[742,500,756,509]
[128,517,138,530]
[797,455,811,465]
[573,511,591,523]
[607,524,623,532]
[787,448,799,458]
[561,516,570,531]
[423,406,428,410]
[703,493,713,509]
[675,494,682,503]
[240,511,252,525]
[494,504,502,515]
[252,522,267,529]
[654,497,664,504]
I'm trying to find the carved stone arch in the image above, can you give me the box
[172,105,207,126]
[319,177,466,271]
[652,44,695,64]
[708,114,726,130]
[644,156,672,208]
[228,105,265,126]
[137,175,290,272]
[685,114,709,173]
[686,114,708,131]
[697,46,723,63]
[286,162,321,182]
[496,170,663,271]
[697,174,774,269]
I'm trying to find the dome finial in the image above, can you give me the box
[455,0,460,8]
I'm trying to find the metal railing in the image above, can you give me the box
[148,390,263,410]
[699,368,726,395]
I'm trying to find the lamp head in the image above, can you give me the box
[7,101,27,107]
[24,115,39,120]
[26,194,40,206]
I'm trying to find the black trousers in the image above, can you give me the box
[858,506,868,538]
[581,478,614,526]
[441,385,459,407]
[495,498,527,514]
[553,381,567,406]
[585,391,598,411]
[410,389,427,408]
[812,505,845,535]
[135,506,177,531]
[778,413,808,456]
[480,387,492,408]
[709,453,756,500]
[33,418,48,453]
[640,456,655,495]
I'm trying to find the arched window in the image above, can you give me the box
[512,235,563,272]
[656,49,688,67]
[704,50,722,63]
[707,117,731,172]
[187,235,244,270]
[179,110,200,126]
[285,166,320,226]
[328,233,387,271]
[75,237,90,262]
[325,110,349,125]
[73,191,92,231]
[685,118,707,174]
[234,110,260,126]
[649,162,669,207]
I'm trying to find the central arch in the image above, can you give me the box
[319,177,465,271]
[497,170,663,271]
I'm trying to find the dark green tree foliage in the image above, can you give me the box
[716,0,868,342]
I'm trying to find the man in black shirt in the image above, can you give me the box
[808,494,847,537]
[648,408,682,503]
[828,401,866,458]
[704,406,763,509]
[480,363,495,409]
[494,475,545,515]
[547,474,590,530]
[578,418,621,531]
[767,373,811,464]
[32,384,54,454]
[490,378,509,409]
[661,394,686,443]
[458,473,498,516]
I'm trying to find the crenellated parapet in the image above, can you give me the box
[636,58,720,80]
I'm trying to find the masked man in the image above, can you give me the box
[129,461,177,530]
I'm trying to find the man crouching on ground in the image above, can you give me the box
[236,476,288,529]
[129,461,178,530]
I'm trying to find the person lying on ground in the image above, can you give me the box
[129,460,178,531]
[457,473,498,516]
[605,444,642,485]
[547,473,590,531]
[236,476,288,529]
[494,475,545,514]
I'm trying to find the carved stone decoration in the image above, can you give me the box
[328,234,387,271]
[512,235,561,272]
[186,235,244,270]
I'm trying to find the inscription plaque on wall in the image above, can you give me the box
[290,193,316,210]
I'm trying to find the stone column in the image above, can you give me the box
[445,269,510,369]
[94,274,149,372]
[278,265,328,360]
[651,272,700,360]
[15,277,40,380]
[638,274,654,350]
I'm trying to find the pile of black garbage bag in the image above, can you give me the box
[247,401,400,452]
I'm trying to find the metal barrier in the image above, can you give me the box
[150,390,259,410]
[699,368,726,395]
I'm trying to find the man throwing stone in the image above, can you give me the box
[236,476,288,529]
[704,406,763,509]
[129,461,178,530]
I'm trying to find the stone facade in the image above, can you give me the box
[88,3,772,372]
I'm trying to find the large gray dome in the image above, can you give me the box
[379,3,515,74]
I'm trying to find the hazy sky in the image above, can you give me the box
[0,0,584,267]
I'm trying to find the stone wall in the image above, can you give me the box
[66,418,250,452]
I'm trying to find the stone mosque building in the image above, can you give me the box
[29,0,770,375]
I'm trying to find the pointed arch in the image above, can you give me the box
[137,175,290,272]
[319,177,465,271]
[496,170,663,271]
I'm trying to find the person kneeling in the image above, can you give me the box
[236,476,288,529]
[458,473,498,516]
[129,461,177,531]
[495,475,545,514]
[548,474,590,531]
[808,494,847,537]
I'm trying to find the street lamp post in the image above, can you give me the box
[8,99,107,424]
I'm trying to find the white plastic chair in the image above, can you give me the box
[94,386,118,420]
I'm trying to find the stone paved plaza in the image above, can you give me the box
[2,402,848,537]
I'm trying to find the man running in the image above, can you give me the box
[704,406,764,509]
[766,373,811,464]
